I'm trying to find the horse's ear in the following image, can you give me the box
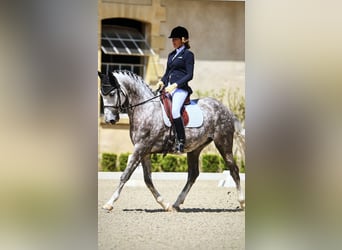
[108,72,120,87]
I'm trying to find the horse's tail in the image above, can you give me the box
[233,115,245,161]
[233,116,244,135]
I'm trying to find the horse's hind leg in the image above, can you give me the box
[215,140,245,209]
[172,148,202,211]
[141,155,171,211]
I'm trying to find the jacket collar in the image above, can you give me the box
[169,47,186,63]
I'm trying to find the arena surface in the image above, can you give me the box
[98,178,245,249]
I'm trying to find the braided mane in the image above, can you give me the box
[113,70,153,92]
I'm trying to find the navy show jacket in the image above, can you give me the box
[161,48,194,94]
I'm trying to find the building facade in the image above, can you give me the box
[98,0,245,163]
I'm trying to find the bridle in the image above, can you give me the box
[102,84,163,113]
[103,88,127,113]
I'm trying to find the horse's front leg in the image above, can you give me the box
[141,155,172,211]
[102,148,142,211]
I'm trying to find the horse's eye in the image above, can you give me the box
[109,92,115,96]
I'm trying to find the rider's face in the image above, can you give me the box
[172,38,182,49]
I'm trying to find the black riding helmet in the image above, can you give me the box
[168,26,189,39]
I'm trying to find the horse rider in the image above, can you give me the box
[155,26,194,153]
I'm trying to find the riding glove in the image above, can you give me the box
[165,83,178,93]
[154,81,164,91]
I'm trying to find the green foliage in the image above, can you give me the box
[201,154,245,173]
[161,155,187,172]
[151,154,162,172]
[101,153,117,171]
[100,152,244,173]
[118,153,130,171]
[161,155,177,172]
[201,154,223,173]
[177,156,188,172]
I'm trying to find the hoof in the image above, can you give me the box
[164,203,172,212]
[102,204,113,211]
[239,201,245,210]
[172,205,181,212]
[165,205,180,212]
[164,204,178,212]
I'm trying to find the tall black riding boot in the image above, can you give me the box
[173,117,185,153]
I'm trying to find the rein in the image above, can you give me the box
[123,93,162,111]
[104,87,163,112]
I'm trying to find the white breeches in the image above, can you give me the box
[170,88,188,118]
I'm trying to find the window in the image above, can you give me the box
[101,24,155,77]
[100,21,155,115]
[101,25,155,57]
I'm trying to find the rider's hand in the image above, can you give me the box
[154,81,164,91]
[165,83,178,93]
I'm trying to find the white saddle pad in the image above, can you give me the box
[161,100,204,128]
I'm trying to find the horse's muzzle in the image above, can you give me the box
[105,114,119,124]
[104,108,120,124]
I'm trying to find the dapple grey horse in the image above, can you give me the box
[98,70,245,211]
